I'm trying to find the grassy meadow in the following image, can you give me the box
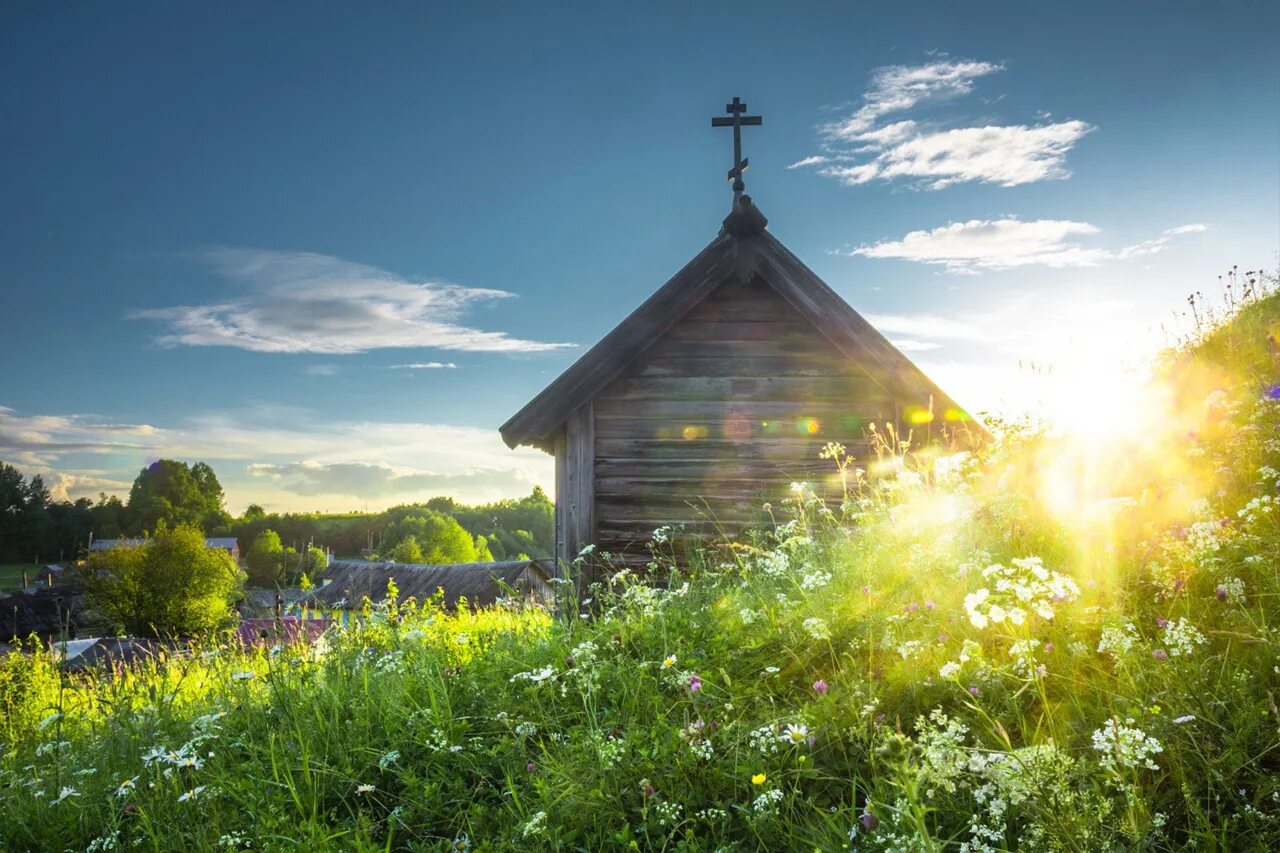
[0,284,1278,851]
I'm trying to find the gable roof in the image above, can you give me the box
[500,196,983,452]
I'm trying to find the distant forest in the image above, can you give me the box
[0,460,553,565]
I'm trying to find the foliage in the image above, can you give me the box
[78,526,244,637]
[388,534,424,564]
[245,529,285,586]
[127,460,228,534]
[0,283,1276,851]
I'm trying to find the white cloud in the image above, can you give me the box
[866,313,988,340]
[304,364,339,376]
[846,219,1207,273]
[786,155,828,170]
[130,248,575,355]
[821,60,1003,141]
[0,404,550,511]
[792,59,1093,189]
[888,339,943,352]
[387,362,458,370]
[820,122,1094,189]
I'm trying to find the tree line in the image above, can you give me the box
[0,459,553,568]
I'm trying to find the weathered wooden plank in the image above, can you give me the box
[681,297,800,323]
[627,356,863,378]
[594,397,894,420]
[556,403,595,589]
[595,475,812,495]
[662,321,815,342]
[595,437,872,461]
[591,412,890,440]
[594,457,845,478]
[552,427,568,574]
[596,375,879,402]
[639,337,842,359]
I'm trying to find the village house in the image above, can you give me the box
[89,536,241,560]
[501,98,982,578]
[306,559,553,625]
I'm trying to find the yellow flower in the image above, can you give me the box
[751,773,766,785]
[661,656,677,670]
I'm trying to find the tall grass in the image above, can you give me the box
[1,287,1277,851]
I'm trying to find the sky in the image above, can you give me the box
[1,1,1277,513]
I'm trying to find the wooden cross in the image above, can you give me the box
[711,96,762,193]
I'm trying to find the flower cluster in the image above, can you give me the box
[964,557,1079,630]
[1091,718,1163,772]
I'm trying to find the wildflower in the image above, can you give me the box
[762,666,780,676]
[802,617,831,640]
[526,761,537,773]
[783,723,809,745]
[378,750,400,770]
[231,671,255,681]
[751,773,766,785]
[939,661,961,679]
[967,685,980,696]
[1091,718,1163,772]
[115,777,138,798]
[451,833,471,852]
[520,811,548,838]
[860,809,879,830]
[689,674,702,693]
[455,633,469,645]
[50,786,78,805]
[1152,649,1169,661]
[661,655,677,670]
[177,786,207,802]
[356,783,375,794]
[752,788,784,812]
[1173,715,1196,724]
[812,679,828,695]
[639,778,654,797]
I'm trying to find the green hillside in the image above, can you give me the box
[1,284,1277,850]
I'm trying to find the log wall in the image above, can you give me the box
[590,276,898,564]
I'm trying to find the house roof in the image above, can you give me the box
[234,617,330,648]
[89,537,239,551]
[54,637,178,673]
[309,560,552,610]
[500,195,984,452]
[0,586,85,640]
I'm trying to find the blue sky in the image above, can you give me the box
[2,1,1277,512]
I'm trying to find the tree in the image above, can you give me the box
[79,525,243,637]
[126,461,206,532]
[303,546,329,575]
[246,529,285,585]
[388,535,424,563]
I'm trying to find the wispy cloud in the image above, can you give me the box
[845,219,1207,273]
[387,362,458,370]
[130,248,575,355]
[790,59,1094,189]
[246,461,527,499]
